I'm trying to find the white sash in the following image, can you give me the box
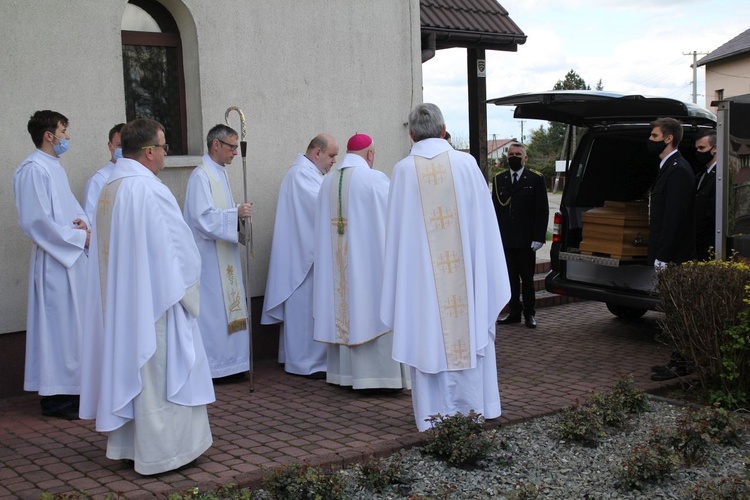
[329,167,353,344]
[415,153,471,369]
[199,163,248,334]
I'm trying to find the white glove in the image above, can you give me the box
[654,259,668,270]
[530,241,544,252]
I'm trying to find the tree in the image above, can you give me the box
[525,70,601,177]
[553,69,591,91]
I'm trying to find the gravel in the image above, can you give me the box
[254,397,750,499]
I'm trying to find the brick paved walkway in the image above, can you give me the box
[0,301,680,499]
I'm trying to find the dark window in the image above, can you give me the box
[121,0,187,155]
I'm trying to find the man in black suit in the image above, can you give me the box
[647,118,697,382]
[693,129,717,261]
[493,143,549,328]
[646,117,696,269]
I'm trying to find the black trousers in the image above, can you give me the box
[504,246,536,317]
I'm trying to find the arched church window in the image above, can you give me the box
[121,0,187,155]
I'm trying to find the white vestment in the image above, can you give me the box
[313,153,409,389]
[79,158,214,475]
[183,154,250,378]
[380,138,511,431]
[13,149,88,395]
[83,161,115,224]
[261,154,326,375]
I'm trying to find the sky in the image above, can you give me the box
[422,0,749,145]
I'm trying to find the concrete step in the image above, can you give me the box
[501,259,582,312]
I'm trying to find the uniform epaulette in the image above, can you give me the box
[528,168,544,176]
[491,168,509,178]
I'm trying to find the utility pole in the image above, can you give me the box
[519,120,525,143]
[683,50,708,104]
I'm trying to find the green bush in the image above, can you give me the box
[423,411,497,465]
[558,399,605,445]
[355,455,402,493]
[685,473,750,499]
[656,259,750,409]
[617,427,681,490]
[558,377,650,445]
[261,463,344,500]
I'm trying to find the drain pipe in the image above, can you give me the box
[422,33,436,63]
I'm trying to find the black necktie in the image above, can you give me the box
[512,172,518,184]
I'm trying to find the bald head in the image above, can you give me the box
[305,133,339,174]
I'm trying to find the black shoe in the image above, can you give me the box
[524,315,537,328]
[213,372,247,384]
[41,395,80,420]
[304,371,327,380]
[497,315,522,325]
[650,365,693,381]
[651,364,673,374]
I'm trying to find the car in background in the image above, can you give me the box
[487,91,716,319]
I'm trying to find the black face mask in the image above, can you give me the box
[695,149,714,166]
[508,156,523,171]
[646,139,667,156]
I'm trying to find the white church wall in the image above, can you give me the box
[0,0,422,334]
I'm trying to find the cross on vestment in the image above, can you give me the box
[422,163,447,185]
[437,250,461,274]
[430,206,454,230]
[443,294,467,318]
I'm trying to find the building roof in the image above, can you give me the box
[420,0,526,51]
[488,138,515,154]
[697,27,750,67]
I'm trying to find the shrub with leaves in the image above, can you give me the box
[261,463,344,500]
[677,405,744,448]
[557,399,605,445]
[656,259,750,409]
[617,426,681,490]
[423,410,497,465]
[167,485,255,500]
[608,375,651,415]
[685,473,750,499]
[355,454,403,493]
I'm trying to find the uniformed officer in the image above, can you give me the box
[493,142,549,328]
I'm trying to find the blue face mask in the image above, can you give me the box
[52,135,69,156]
[113,147,123,160]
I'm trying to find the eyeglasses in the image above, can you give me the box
[141,143,170,153]
[218,139,239,152]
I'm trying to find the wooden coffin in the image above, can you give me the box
[579,201,649,259]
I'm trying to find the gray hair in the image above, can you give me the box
[508,142,527,155]
[206,124,238,151]
[408,103,445,142]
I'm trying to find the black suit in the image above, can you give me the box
[492,167,549,318]
[694,164,716,261]
[647,151,696,264]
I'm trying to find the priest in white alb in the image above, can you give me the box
[79,118,214,475]
[313,133,410,390]
[83,123,124,224]
[261,133,338,377]
[13,110,90,420]
[183,124,252,382]
[380,103,511,431]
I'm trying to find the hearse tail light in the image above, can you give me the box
[552,212,562,243]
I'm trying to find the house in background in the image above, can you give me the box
[697,27,750,109]
[488,137,517,162]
